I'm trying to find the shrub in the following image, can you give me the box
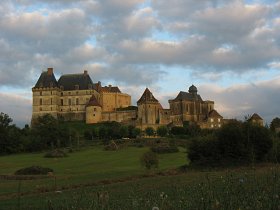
[140,151,159,170]
[145,127,155,136]
[44,149,67,158]
[157,126,168,137]
[15,166,53,175]
[188,135,221,166]
[151,144,179,154]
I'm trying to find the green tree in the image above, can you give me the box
[32,114,67,149]
[120,126,129,138]
[170,126,185,135]
[157,126,168,137]
[145,127,154,137]
[131,127,141,138]
[270,117,280,132]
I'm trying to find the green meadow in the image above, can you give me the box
[1,145,280,209]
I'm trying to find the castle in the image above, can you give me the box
[32,68,224,129]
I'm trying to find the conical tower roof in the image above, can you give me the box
[86,95,101,107]
[137,88,159,104]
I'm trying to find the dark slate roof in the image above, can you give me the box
[250,113,263,121]
[137,88,159,104]
[171,91,202,102]
[34,71,58,88]
[189,84,198,94]
[86,95,101,107]
[58,73,94,91]
[93,81,102,93]
[208,109,223,118]
[101,86,121,93]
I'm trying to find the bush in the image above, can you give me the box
[151,144,179,154]
[44,149,68,158]
[188,135,221,166]
[15,166,53,175]
[157,126,168,137]
[145,127,155,136]
[140,151,159,170]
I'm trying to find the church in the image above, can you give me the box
[32,68,223,129]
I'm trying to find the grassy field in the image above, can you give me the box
[1,145,280,209]
[0,146,187,202]
[1,165,280,209]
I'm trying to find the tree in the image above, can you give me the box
[270,117,280,132]
[32,114,67,149]
[131,127,141,138]
[120,126,129,138]
[145,127,154,137]
[170,126,185,135]
[157,126,168,137]
[0,112,13,128]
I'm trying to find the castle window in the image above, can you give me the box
[40,91,42,96]
[40,98,42,105]
[40,107,42,111]
[210,118,214,122]
[68,99,71,105]
[51,98,53,105]
[61,92,63,96]
[94,108,97,111]
[218,118,221,122]
[61,109,62,111]
[76,98,79,105]
[68,92,71,95]
[61,99,63,106]
[51,107,52,111]
[93,114,95,116]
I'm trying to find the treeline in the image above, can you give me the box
[0,113,142,154]
[188,120,280,166]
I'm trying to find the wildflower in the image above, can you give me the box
[160,192,168,199]
[152,207,159,210]
[239,178,244,183]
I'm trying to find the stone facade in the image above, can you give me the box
[32,68,131,124]
[32,68,223,129]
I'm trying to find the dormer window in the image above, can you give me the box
[50,82,53,88]
[75,85,79,90]
[60,86,64,91]
[88,84,92,89]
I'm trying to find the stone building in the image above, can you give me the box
[32,68,131,124]
[32,68,223,129]
[249,113,264,126]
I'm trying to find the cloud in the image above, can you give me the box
[0,92,32,127]
[1,0,280,125]
[198,78,280,123]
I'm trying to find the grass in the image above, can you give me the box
[1,165,280,209]
[0,146,187,198]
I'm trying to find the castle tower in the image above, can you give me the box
[31,68,60,124]
[86,95,102,124]
[137,88,162,129]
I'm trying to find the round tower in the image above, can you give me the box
[86,95,102,124]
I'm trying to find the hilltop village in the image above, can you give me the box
[32,68,263,130]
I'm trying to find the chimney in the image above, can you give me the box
[47,68,53,75]
[84,70,88,75]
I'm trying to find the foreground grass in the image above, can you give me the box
[1,165,280,209]
[0,146,187,196]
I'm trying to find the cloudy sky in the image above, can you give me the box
[0,0,280,126]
